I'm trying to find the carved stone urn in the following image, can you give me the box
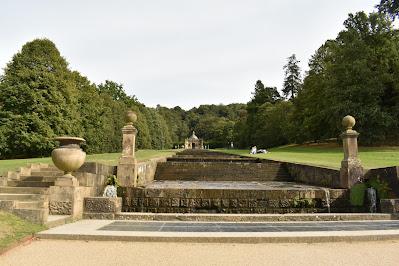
[52,136,86,186]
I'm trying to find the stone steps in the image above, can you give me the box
[0,193,48,201]
[7,180,55,187]
[155,161,291,181]
[16,200,48,209]
[31,170,63,176]
[0,186,49,194]
[20,175,58,182]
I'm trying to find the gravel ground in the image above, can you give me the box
[1,239,399,266]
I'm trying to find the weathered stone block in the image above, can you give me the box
[221,199,229,208]
[201,199,211,208]
[171,198,180,207]
[180,198,189,207]
[268,199,280,208]
[380,199,399,213]
[229,199,238,208]
[212,199,221,208]
[50,201,72,215]
[148,198,160,207]
[84,197,122,213]
[238,199,248,208]
[189,198,201,208]
[160,198,171,207]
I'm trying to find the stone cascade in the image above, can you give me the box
[0,164,63,224]
[122,150,351,214]
[155,150,291,181]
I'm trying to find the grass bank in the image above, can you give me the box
[0,211,45,253]
[217,144,399,169]
[0,149,177,175]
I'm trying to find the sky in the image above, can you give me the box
[0,0,379,110]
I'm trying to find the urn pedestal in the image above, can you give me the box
[52,137,86,187]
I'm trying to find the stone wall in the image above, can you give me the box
[121,186,350,214]
[136,157,169,187]
[283,162,343,188]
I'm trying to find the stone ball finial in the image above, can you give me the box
[342,115,356,130]
[126,110,137,125]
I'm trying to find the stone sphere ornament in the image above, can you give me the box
[51,136,86,178]
[126,110,137,125]
[342,115,356,130]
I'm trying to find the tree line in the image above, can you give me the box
[0,1,398,158]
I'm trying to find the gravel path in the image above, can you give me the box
[1,239,399,266]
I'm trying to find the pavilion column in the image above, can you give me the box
[339,115,364,188]
[117,110,138,187]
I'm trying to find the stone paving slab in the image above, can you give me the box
[36,219,399,243]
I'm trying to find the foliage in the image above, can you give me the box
[366,176,391,199]
[283,54,302,100]
[291,12,399,145]
[106,175,119,187]
[377,0,399,20]
[0,39,175,158]
[350,183,367,206]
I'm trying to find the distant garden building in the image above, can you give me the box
[184,131,204,149]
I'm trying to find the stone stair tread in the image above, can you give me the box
[7,180,55,187]
[0,186,49,194]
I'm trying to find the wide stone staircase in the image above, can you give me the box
[122,150,351,214]
[0,164,63,224]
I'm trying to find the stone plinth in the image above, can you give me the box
[49,186,95,218]
[339,116,364,188]
[117,113,138,187]
[84,197,122,213]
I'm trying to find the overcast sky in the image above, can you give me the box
[0,0,379,109]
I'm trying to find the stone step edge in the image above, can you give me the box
[83,212,396,222]
[36,230,399,244]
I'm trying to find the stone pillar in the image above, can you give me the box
[117,110,138,187]
[339,115,364,188]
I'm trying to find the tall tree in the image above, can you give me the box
[250,80,280,105]
[0,39,82,158]
[283,54,302,100]
[377,0,399,20]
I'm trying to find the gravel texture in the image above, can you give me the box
[1,239,399,266]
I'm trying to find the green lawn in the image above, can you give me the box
[0,211,45,253]
[0,149,177,175]
[217,144,399,169]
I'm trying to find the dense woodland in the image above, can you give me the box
[1,1,399,159]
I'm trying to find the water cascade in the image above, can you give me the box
[367,187,377,213]
[322,188,331,213]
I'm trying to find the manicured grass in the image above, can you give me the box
[0,211,45,253]
[217,144,399,169]
[0,149,177,175]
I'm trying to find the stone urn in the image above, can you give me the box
[52,136,86,186]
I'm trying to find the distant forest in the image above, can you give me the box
[1,1,399,159]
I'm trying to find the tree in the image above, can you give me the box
[293,12,399,145]
[250,80,280,105]
[377,0,399,20]
[0,39,82,158]
[283,54,302,100]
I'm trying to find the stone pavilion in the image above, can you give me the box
[184,131,204,149]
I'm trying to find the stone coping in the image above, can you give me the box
[36,219,399,243]
[85,212,394,222]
